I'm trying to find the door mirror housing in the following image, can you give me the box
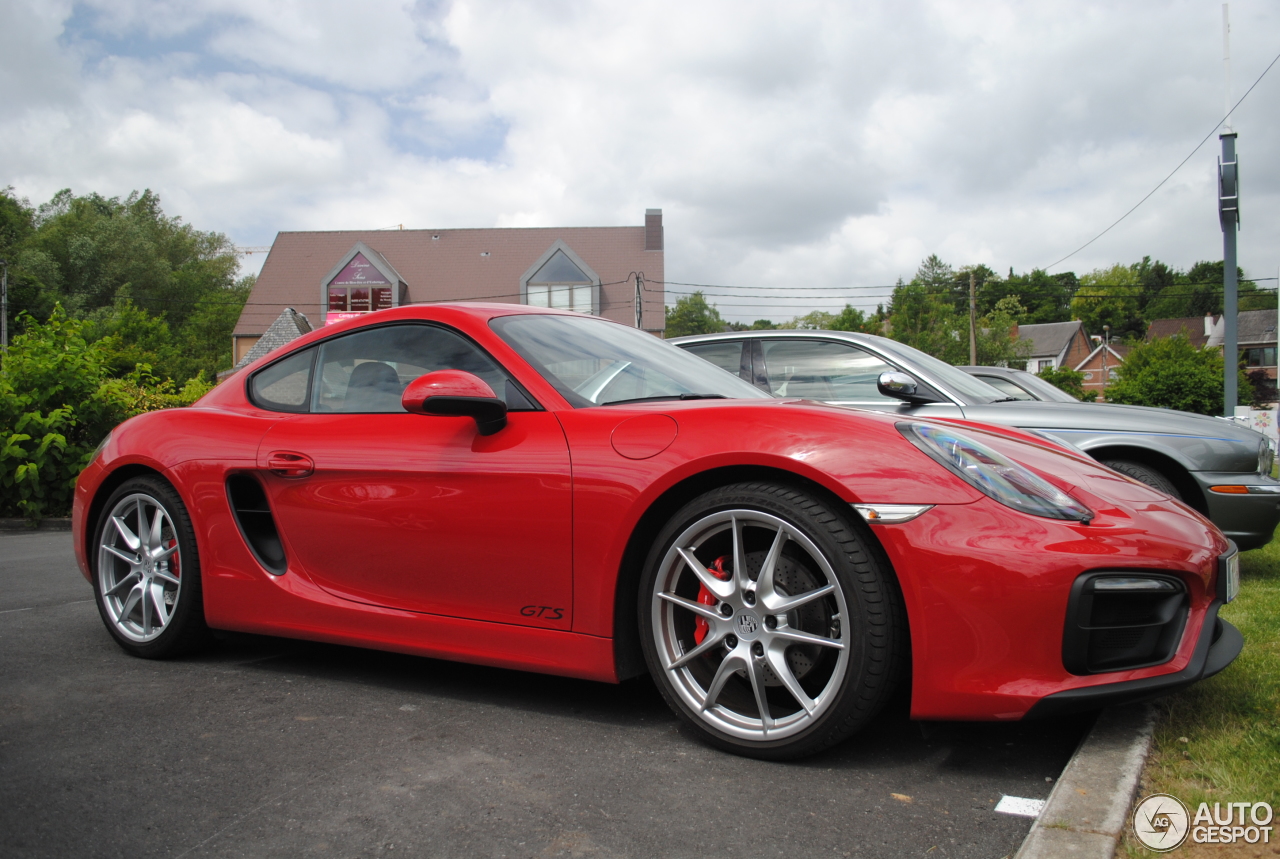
[402,370,508,436]
[877,371,939,404]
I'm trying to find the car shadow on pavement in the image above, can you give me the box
[193,630,1092,775]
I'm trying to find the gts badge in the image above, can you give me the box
[520,605,565,620]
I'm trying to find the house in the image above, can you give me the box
[1012,321,1093,372]
[1074,342,1130,401]
[231,209,666,366]
[232,307,313,370]
[1205,308,1279,402]
[1146,314,1218,349]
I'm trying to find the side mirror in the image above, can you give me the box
[402,370,508,436]
[877,371,937,404]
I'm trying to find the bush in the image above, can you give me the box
[1106,335,1249,415]
[1035,365,1097,401]
[0,308,209,519]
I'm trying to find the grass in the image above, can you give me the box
[1118,528,1280,855]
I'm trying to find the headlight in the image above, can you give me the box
[1259,436,1276,476]
[900,422,1093,522]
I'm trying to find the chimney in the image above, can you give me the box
[645,208,663,251]
[1205,313,1214,338]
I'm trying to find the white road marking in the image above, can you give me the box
[996,796,1046,818]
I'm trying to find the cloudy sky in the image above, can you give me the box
[2,0,1278,321]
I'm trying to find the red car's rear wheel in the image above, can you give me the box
[640,482,906,760]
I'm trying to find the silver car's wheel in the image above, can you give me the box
[93,476,207,658]
[640,483,904,759]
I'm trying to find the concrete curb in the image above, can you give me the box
[1015,703,1157,859]
[0,518,73,532]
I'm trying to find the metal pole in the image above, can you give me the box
[635,273,644,329]
[1220,6,1240,417]
[968,271,977,365]
[1221,132,1239,416]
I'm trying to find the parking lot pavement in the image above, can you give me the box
[1,532,1090,858]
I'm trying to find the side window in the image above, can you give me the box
[759,340,898,402]
[314,324,533,414]
[250,347,315,413]
[682,341,747,380]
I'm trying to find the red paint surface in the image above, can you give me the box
[72,303,1231,717]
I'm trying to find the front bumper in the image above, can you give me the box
[1025,543,1243,718]
[1024,609,1242,719]
[1195,471,1280,550]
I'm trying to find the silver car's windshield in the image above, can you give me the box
[872,338,1011,404]
[493,314,770,407]
[1008,371,1081,403]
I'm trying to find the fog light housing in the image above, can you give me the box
[1062,573,1188,675]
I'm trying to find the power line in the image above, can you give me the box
[1044,46,1280,271]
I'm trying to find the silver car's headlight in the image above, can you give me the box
[1259,436,1276,476]
[900,422,1093,522]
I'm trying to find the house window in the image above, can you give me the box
[1243,347,1277,368]
[524,248,597,314]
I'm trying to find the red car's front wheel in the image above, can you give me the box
[640,482,906,759]
[93,475,209,659]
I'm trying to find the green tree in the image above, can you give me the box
[1071,264,1143,338]
[18,188,239,328]
[665,292,726,337]
[985,268,1074,324]
[1142,260,1267,321]
[1106,334,1251,415]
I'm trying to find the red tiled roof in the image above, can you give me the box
[235,225,664,337]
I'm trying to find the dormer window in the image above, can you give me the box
[522,243,600,314]
[321,243,407,325]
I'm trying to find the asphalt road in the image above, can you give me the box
[0,531,1090,859]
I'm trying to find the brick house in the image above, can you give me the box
[1013,321,1093,372]
[232,209,666,366]
[1074,342,1130,401]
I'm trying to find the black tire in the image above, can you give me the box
[1101,459,1182,500]
[92,475,209,658]
[638,481,906,760]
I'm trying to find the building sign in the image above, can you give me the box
[325,252,394,325]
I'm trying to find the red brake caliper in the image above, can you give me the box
[693,555,732,644]
[167,539,179,579]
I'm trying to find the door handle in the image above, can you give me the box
[266,451,314,478]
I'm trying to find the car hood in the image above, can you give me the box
[969,400,1264,445]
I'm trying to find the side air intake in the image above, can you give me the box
[226,474,287,575]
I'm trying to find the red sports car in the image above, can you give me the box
[73,304,1242,759]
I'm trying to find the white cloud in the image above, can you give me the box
[2,0,1278,319]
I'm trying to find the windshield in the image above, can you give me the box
[1007,371,1081,403]
[492,314,769,407]
[870,337,1012,404]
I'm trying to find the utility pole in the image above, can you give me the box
[968,271,977,365]
[634,272,644,329]
[0,258,8,354]
[1102,325,1110,401]
[1220,3,1240,417]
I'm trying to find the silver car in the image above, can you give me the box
[672,329,1280,550]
